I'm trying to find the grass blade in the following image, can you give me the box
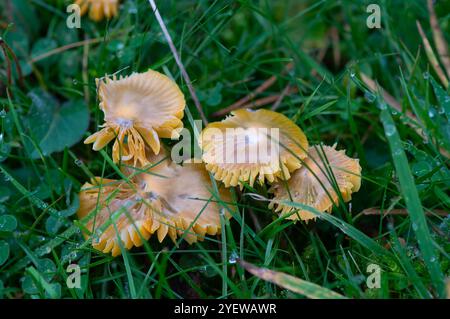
[278,200,390,257]
[378,99,445,297]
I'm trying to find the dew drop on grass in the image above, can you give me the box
[384,125,396,137]
[228,250,239,264]
[0,109,6,118]
[36,245,51,256]
[74,159,83,166]
[37,202,48,210]
[428,108,436,118]
[364,91,376,103]
[377,102,387,110]
[128,6,138,14]
[412,223,418,231]
[423,72,429,80]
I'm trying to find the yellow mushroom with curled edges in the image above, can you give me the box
[77,156,234,257]
[199,109,308,188]
[269,144,361,221]
[74,0,119,22]
[84,69,185,167]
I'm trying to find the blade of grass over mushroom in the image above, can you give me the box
[239,260,346,299]
[98,150,139,188]
[378,98,445,297]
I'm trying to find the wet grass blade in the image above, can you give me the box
[378,99,444,297]
[26,266,59,299]
[279,200,390,257]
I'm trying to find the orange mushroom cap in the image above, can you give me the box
[77,157,234,257]
[84,70,185,166]
[75,0,119,22]
[199,109,308,188]
[269,144,361,221]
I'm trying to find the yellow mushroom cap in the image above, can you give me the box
[84,70,185,166]
[199,109,308,188]
[77,158,233,257]
[269,144,361,221]
[75,0,119,22]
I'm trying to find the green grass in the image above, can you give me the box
[0,0,449,299]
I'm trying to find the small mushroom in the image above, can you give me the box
[269,144,361,221]
[199,109,308,188]
[84,70,185,166]
[77,157,234,257]
[74,0,119,22]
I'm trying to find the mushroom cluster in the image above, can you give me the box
[200,109,361,221]
[78,70,233,256]
[78,69,361,257]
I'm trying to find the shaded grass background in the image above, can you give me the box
[0,0,449,298]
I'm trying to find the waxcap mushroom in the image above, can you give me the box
[77,156,234,256]
[84,69,185,166]
[199,109,308,188]
[268,144,361,221]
